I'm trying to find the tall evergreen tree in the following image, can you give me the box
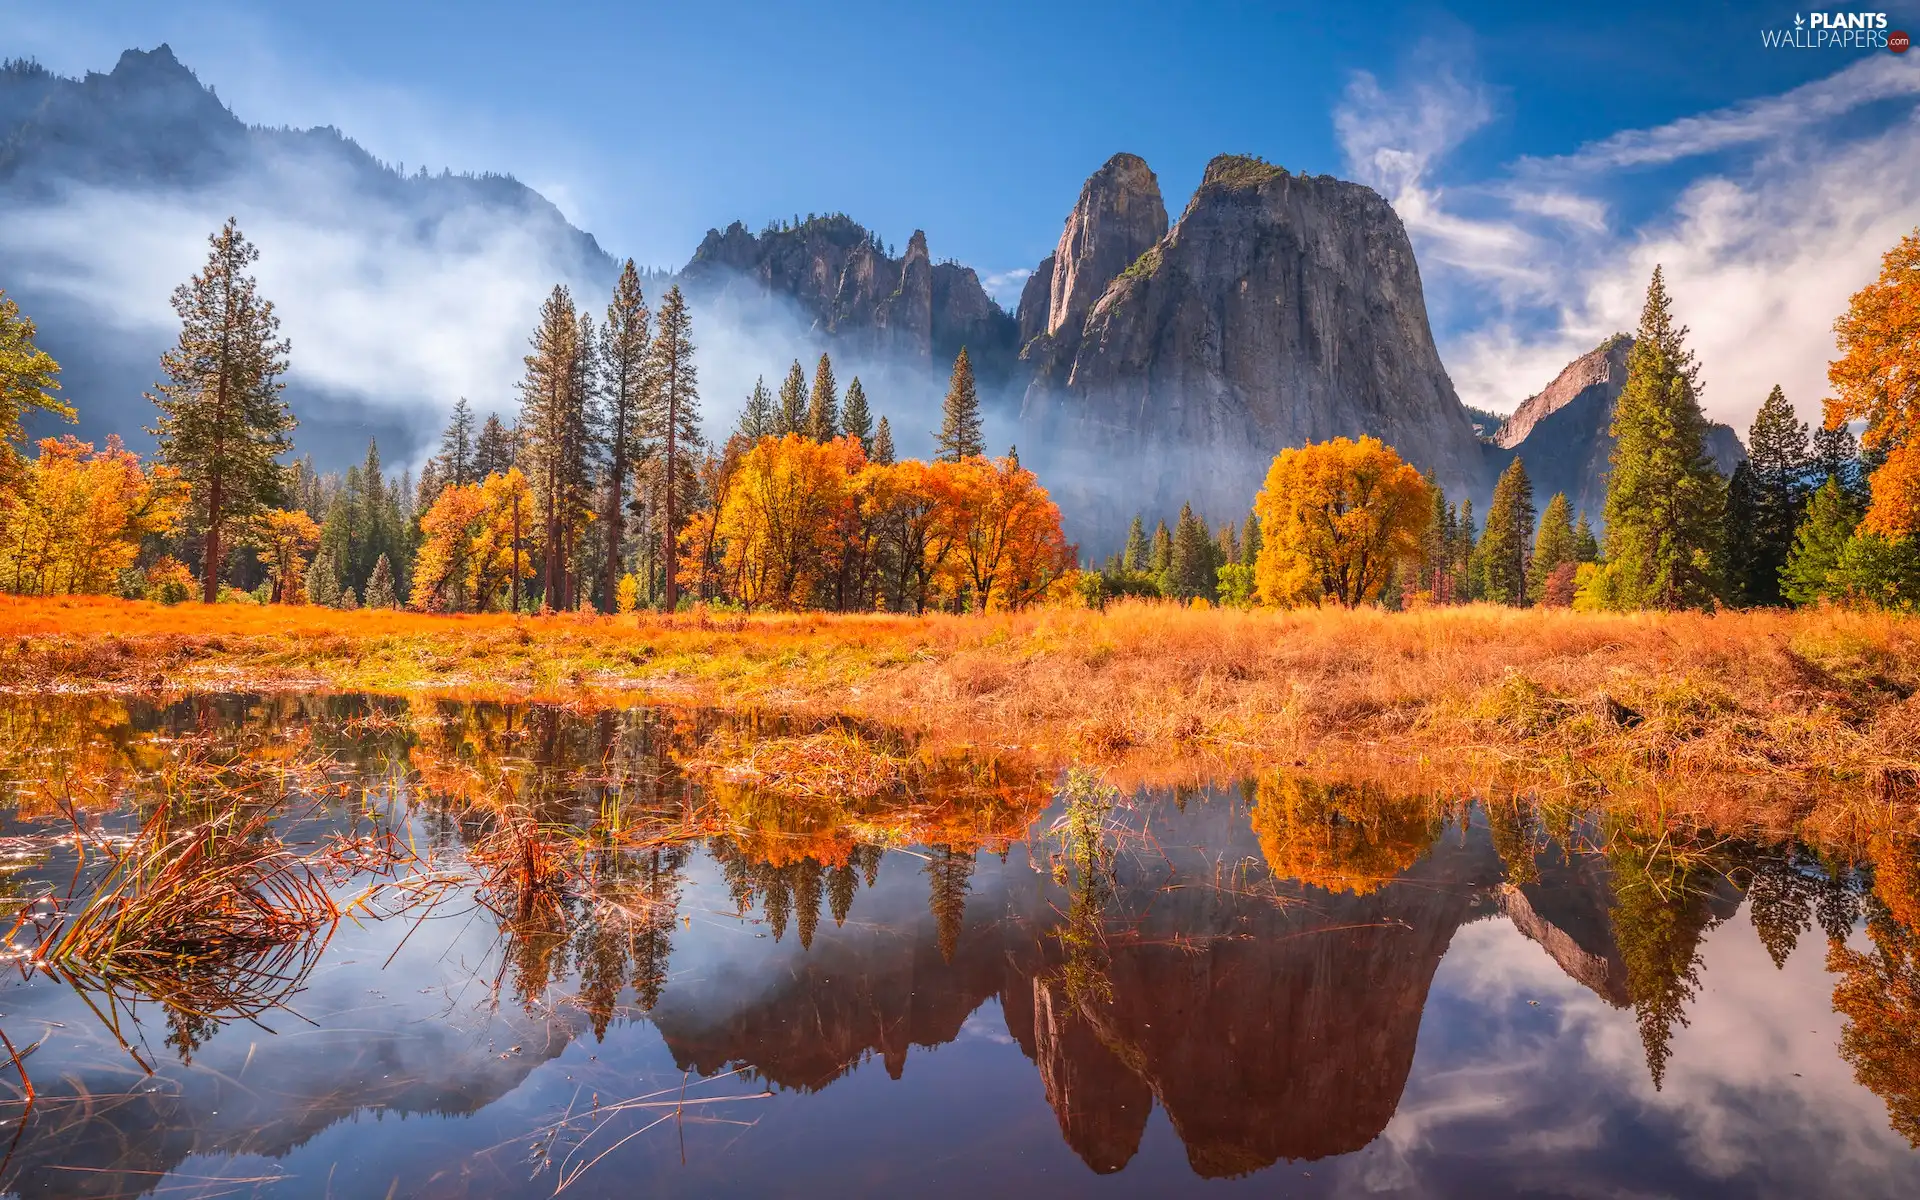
[365,553,397,609]
[517,285,594,610]
[1781,476,1859,605]
[1241,511,1263,569]
[1148,519,1173,580]
[1421,474,1450,599]
[736,376,775,441]
[437,398,477,489]
[644,285,700,610]
[1167,502,1215,601]
[806,353,839,442]
[870,415,896,465]
[1602,266,1726,610]
[1720,461,1761,606]
[1574,511,1599,562]
[935,347,984,462]
[1122,515,1149,572]
[1737,384,1812,606]
[598,261,653,611]
[474,413,517,477]
[147,219,296,602]
[777,361,807,436]
[1812,420,1868,505]
[1528,491,1577,602]
[1480,457,1537,605]
[841,376,873,452]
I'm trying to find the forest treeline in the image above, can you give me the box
[0,220,1070,613]
[2,219,1918,615]
[1092,245,1920,615]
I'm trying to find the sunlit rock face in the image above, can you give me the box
[1020,153,1492,533]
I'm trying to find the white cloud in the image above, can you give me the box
[1336,53,1920,431]
[979,267,1032,308]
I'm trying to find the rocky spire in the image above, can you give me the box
[1045,153,1168,341]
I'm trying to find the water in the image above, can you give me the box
[0,694,1915,1198]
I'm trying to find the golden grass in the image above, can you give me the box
[3,595,1918,837]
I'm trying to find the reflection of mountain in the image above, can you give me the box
[1501,838,1632,1007]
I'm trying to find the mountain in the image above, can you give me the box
[678,215,1021,389]
[0,46,613,466]
[1018,153,1492,536]
[1494,335,1745,527]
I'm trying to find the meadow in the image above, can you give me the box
[5,595,1917,842]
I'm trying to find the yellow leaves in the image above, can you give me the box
[715,434,866,611]
[1827,228,1920,453]
[245,507,320,603]
[935,454,1074,612]
[1251,436,1432,609]
[413,468,535,612]
[1250,775,1438,896]
[0,435,187,595]
[615,573,640,614]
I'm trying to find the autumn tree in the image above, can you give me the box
[1480,457,1537,605]
[598,260,653,611]
[715,434,860,610]
[842,376,873,452]
[935,347,984,461]
[518,285,595,610]
[1252,436,1433,608]
[247,507,321,603]
[0,436,186,595]
[937,454,1073,611]
[807,353,839,442]
[471,467,537,610]
[409,482,486,612]
[1828,228,1920,538]
[644,285,700,609]
[148,219,296,602]
[1602,266,1725,610]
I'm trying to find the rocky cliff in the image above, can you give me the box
[1494,336,1746,528]
[679,216,1019,383]
[1020,153,1490,533]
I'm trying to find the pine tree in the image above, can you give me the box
[925,844,974,964]
[307,544,342,607]
[777,360,807,436]
[474,413,517,477]
[1241,511,1263,568]
[1781,476,1859,605]
[1812,420,1867,505]
[1422,476,1450,599]
[1480,457,1537,605]
[437,398,477,489]
[1720,461,1761,606]
[737,376,775,441]
[806,353,839,442]
[0,288,70,460]
[147,219,296,602]
[935,347,984,462]
[518,285,594,610]
[1602,266,1726,610]
[598,260,653,611]
[870,415,896,465]
[1527,492,1577,603]
[1122,515,1148,572]
[1148,519,1173,580]
[644,285,700,609]
[841,376,873,452]
[1739,384,1812,606]
[1574,511,1599,562]
[1168,502,1214,600]
[365,553,397,608]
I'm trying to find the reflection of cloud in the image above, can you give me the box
[1336,52,1920,431]
[1318,910,1917,1198]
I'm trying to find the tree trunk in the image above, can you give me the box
[201,479,223,604]
[663,368,679,611]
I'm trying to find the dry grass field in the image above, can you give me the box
[3,595,1918,839]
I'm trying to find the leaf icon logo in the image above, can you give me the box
[1795,12,1805,25]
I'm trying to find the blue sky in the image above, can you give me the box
[7,0,1920,428]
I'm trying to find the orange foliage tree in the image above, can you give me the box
[246,507,322,603]
[936,454,1074,611]
[0,435,187,595]
[1828,229,1920,538]
[711,434,864,610]
[411,468,536,613]
[1251,435,1433,608]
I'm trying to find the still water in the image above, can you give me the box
[0,694,1915,1198]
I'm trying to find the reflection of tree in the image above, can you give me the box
[1830,835,1920,1147]
[1250,775,1439,894]
[1052,770,1118,1007]
[1604,828,1730,1090]
[926,845,974,963]
[1742,847,1863,970]
[1485,798,1542,886]
[573,845,688,1038]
